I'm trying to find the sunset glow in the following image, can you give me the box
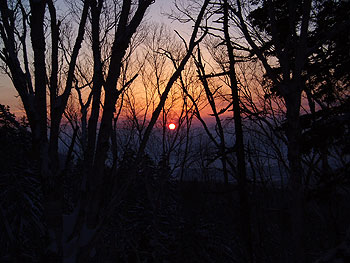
[0,0,347,260]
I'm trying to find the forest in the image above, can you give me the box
[0,0,349,262]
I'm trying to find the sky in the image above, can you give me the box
[0,0,186,117]
[0,74,20,114]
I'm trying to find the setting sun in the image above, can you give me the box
[168,123,176,130]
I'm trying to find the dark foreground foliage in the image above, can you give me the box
[1,105,350,263]
[0,105,45,262]
[87,180,350,263]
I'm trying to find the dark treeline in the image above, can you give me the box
[0,0,349,262]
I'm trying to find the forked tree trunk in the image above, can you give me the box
[68,2,154,261]
[29,1,63,261]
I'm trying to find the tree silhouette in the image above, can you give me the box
[1,0,349,262]
[235,0,350,261]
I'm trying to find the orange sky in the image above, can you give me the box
[0,76,22,115]
[0,0,190,118]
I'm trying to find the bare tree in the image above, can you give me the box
[229,0,350,261]
[136,0,210,159]
[59,1,155,261]
[0,0,90,261]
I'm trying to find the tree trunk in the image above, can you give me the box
[284,88,305,263]
[196,49,229,184]
[223,1,253,261]
[30,1,63,261]
[75,3,155,258]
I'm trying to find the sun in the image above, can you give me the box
[168,123,176,130]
